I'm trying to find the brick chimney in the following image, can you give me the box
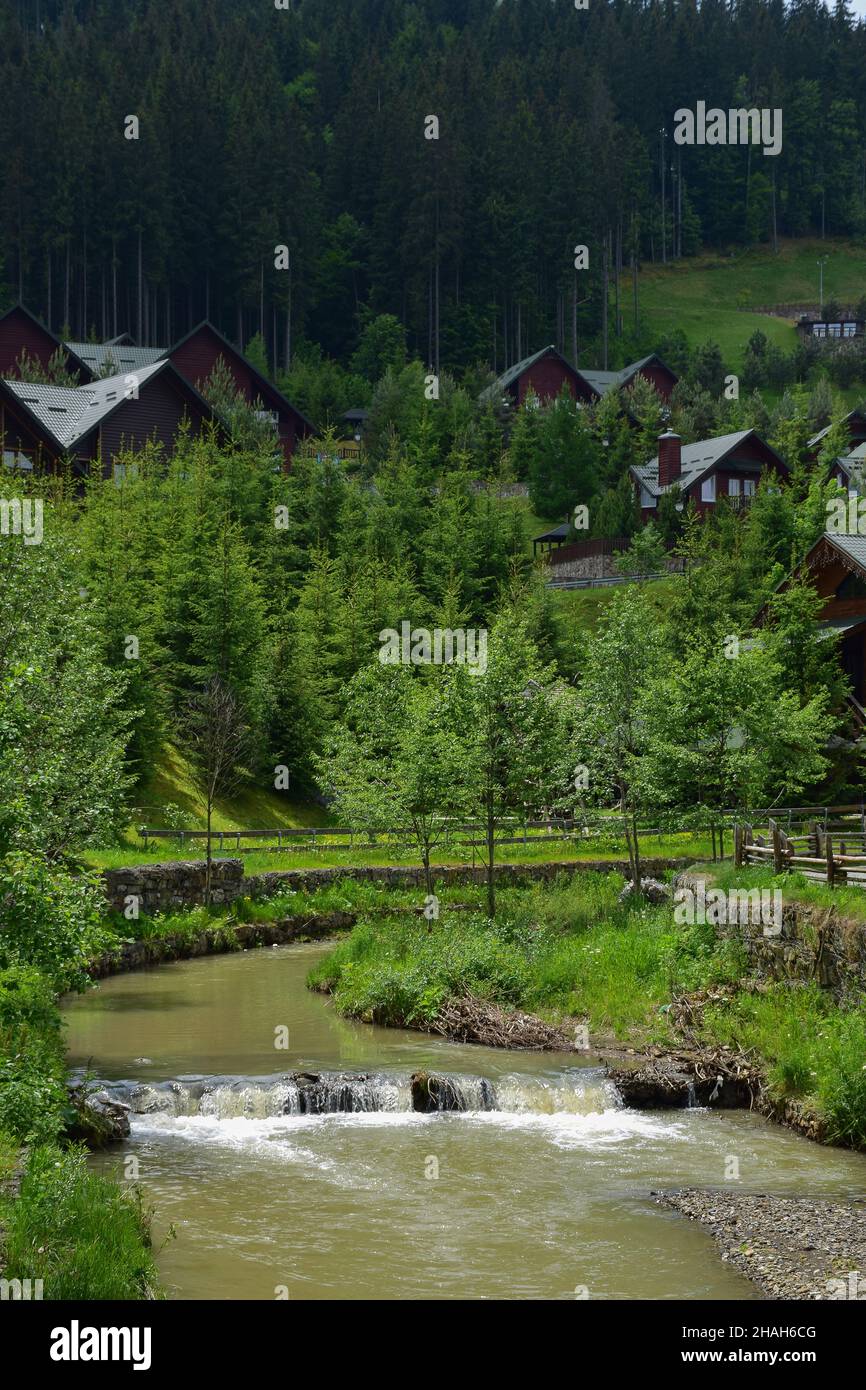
[657,431,682,488]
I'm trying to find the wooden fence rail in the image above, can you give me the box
[735,816,866,889]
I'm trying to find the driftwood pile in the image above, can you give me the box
[433,995,575,1051]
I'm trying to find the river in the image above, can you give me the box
[62,941,866,1301]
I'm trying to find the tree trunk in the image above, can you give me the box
[205,797,213,907]
[423,847,434,901]
[631,806,642,887]
[602,238,609,370]
[486,794,496,918]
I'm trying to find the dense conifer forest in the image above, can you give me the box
[3,0,866,374]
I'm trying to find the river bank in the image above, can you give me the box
[655,1190,866,1300]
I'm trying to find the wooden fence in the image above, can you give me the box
[735,811,866,888]
[138,818,590,856]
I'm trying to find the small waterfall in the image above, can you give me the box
[88,1068,619,1120]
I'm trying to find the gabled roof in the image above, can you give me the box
[808,410,866,451]
[480,344,577,401]
[2,360,210,452]
[65,341,166,375]
[630,429,785,499]
[0,303,92,380]
[814,530,866,574]
[169,320,315,435]
[482,347,676,406]
[569,353,676,399]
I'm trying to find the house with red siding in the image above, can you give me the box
[577,353,678,404]
[0,305,90,381]
[0,360,217,477]
[482,345,678,410]
[168,321,313,465]
[630,429,788,519]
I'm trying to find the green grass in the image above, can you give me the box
[307,873,744,1036]
[124,740,328,840]
[694,860,866,924]
[0,1144,161,1300]
[83,827,710,873]
[553,577,677,639]
[638,236,866,370]
[700,984,866,1149]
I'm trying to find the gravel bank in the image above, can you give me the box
[656,1189,866,1299]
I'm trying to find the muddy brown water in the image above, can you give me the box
[62,941,866,1301]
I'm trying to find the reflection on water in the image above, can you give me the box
[63,942,866,1301]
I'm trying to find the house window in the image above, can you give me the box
[640,486,657,509]
[3,449,32,471]
[813,323,827,338]
[743,478,756,497]
[701,474,716,503]
[728,478,741,497]
[829,323,842,338]
[844,322,856,337]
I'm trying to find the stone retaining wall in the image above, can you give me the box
[87,912,357,978]
[102,856,694,916]
[677,871,866,997]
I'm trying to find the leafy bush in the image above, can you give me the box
[0,853,111,991]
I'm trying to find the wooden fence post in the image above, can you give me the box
[826,834,835,887]
[734,823,743,868]
[771,819,784,873]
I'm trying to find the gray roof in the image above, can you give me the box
[631,429,757,498]
[577,355,661,398]
[821,530,866,573]
[4,361,167,449]
[808,410,866,450]
[480,345,565,401]
[65,341,166,375]
[481,347,665,405]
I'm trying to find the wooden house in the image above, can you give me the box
[769,531,866,718]
[0,360,217,478]
[797,315,864,342]
[168,321,313,466]
[481,346,678,410]
[630,429,788,519]
[0,305,90,381]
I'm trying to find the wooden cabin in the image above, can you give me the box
[0,361,217,478]
[797,315,864,342]
[169,322,313,466]
[481,346,678,411]
[770,531,866,717]
[0,305,90,382]
[630,429,788,520]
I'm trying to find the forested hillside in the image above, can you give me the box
[2,0,866,376]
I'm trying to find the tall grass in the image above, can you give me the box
[701,984,866,1148]
[0,1145,161,1300]
[307,875,745,1037]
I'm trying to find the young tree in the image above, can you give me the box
[179,677,248,905]
[316,663,465,898]
[572,587,666,886]
[443,614,570,915]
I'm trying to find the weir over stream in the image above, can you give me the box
[63,941,866,1301]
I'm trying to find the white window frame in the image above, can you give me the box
[743,478,756,497]
[700,474,716,503]
[728,477,741,497]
